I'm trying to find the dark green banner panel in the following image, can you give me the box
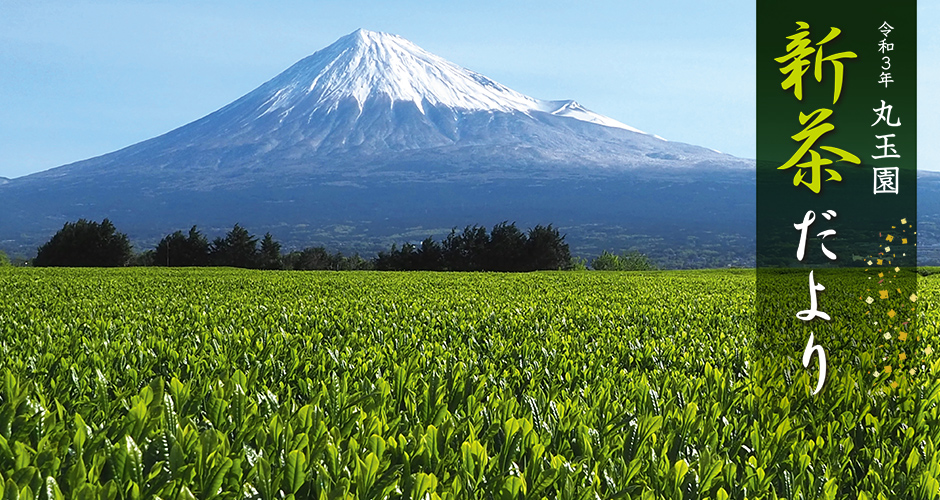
[756,0,918,429]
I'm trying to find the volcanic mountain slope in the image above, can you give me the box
[0,29,755,264]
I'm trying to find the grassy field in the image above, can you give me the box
[0,268,936,499]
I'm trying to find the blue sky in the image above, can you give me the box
[0,1,936,178]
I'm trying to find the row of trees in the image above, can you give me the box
[374,223,572,271]
[149,225,282,269]
[145,224,369,270]
[23,218,655,271]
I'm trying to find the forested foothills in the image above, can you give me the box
[0,269,936,498]
[18,219,657,271]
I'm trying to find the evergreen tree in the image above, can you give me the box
[285,246,333,270]
[443,225,489,271]
[375,244,402,271]
[184,226,211,266]
[155,226,210,266]
[416,237,444,270]
[210,224,260,268]
[260,233,282,270]
[524,224,571,271]
[34,219,132,267]
[485,221,527,271]
[155,231,186,267]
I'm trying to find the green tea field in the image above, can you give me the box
[0,269,937,499]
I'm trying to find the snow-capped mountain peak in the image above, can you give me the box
[0,28,753,257]
[248,29,644,134]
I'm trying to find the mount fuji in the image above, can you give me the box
[0,29,755,264]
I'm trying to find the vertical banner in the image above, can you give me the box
[757,1,917,404]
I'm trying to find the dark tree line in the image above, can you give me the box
[146,224,371,270]
[154,226,210,267]
[34,219,132,267]
[281,247,371,271]
[30,219,657,271]
[147,224,370,270]
[374,222,572,271]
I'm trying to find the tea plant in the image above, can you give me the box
[0,268,936,499]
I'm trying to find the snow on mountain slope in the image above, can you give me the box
[542,100,648,135]
[10,28,750,191]
[248,29,645,133]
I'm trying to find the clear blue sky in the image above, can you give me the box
[0,1,936,178]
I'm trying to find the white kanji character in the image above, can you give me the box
[872,100,901,127]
